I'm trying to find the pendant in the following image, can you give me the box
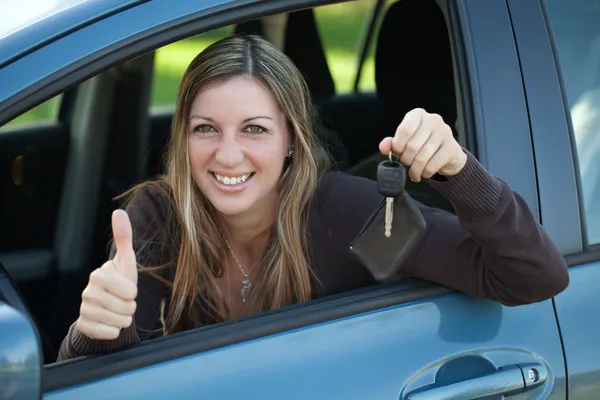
[241,274,251,303]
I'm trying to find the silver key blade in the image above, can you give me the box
[385,197,393,237]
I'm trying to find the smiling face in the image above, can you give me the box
[187,76,291,218]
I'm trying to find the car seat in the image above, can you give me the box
[347,0,456,212]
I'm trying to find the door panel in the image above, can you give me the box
[46,294,566,399]
[552,262,600,399]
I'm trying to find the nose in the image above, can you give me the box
[215,133,244,167]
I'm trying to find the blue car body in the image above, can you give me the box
[0,0,599,399]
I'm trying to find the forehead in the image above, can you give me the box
[191,76,281,115]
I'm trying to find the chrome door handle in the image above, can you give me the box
[405,363,548,400]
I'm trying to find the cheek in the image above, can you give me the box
[187,138,210,176]
[250,141,287,171]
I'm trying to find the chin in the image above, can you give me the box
[210,199,254,216]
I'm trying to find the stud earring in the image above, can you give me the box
[288,148,295,157]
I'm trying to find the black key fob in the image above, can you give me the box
[377,160,406,197]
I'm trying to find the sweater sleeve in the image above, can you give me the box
[56,185,175,362]
[318,149,569,306]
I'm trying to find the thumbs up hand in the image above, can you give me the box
[76,210,139,340]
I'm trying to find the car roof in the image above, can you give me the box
[0,0,146,68]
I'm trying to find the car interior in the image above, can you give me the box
[0,0,469,366]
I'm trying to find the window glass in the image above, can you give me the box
[314,0,376,93]
[150,26,234,110]
[0,95,62,131]
[545,0,600,244]
[355,0,396,92]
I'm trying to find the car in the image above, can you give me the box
[1,0,599,398]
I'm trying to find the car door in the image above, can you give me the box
[0,0,566,398]
[507,0,600,398]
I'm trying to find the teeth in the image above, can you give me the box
[215,173,251,186]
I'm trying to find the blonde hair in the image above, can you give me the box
[124,34,330,334]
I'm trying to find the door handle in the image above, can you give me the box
[405,363,548,400]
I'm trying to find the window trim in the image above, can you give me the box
[565,248,600,267]
[44,278,451,392]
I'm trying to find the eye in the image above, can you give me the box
[193,124,216,134]
[244,125,267,135]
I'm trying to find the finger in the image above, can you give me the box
[82,284,137,316]
[80,302,133,329]
[409,139,443,182]
[111,209,138,283]
[391,108,424,155]
[399,124,433,167]
[93,263,138,300]
[76,318,122,340]
[421,144,454,180]
[379,137,393,156]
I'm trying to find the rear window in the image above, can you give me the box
[545,0,600,245]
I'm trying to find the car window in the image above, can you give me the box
[353,0,397,93]
[314,0,376,93]
[544,0,600,245]
[149,26,234,111]
[0,95,62,132]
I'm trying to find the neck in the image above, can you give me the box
[219,196,277,264]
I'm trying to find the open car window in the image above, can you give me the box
[0,0,494,395]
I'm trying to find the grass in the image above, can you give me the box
[3,2,377,128]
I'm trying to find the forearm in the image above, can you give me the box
[404,150,569,305]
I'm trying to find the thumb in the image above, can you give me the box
[111,209,138,284]
[379,137,393,156]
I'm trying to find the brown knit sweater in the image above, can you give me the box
[57,150,570,361]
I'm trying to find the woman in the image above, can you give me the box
[57,34,569,361]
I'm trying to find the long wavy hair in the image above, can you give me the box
[121,34,330,334]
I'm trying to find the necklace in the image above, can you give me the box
[220,231,254,303]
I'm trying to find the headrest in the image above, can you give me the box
[234,11,335,101]
[375,0,456,129]
[234,18,264,36]
[285,9,335,101]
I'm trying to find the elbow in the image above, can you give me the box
[536,251,570,301]
[499,259,570,307]
[546,260,570,298]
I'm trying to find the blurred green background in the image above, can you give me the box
[4,0,378,128]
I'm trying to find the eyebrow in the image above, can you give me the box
[188,115,273,122]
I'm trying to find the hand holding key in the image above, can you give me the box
[379,108,467,183]
[75,210,138,340]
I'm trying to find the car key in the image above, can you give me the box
[377,152,406,237]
